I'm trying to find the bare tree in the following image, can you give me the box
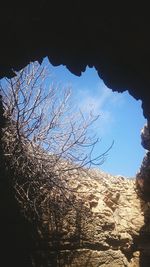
[0,62,111,224]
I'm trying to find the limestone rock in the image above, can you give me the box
[33,169,146,267]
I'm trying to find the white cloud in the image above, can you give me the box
[72,81,124,136]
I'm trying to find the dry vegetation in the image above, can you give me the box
[0,62,111,236]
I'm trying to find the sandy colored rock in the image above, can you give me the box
[32,169,147,267]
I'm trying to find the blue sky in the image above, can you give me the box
[43,57,146,177]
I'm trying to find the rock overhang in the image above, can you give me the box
[1,3,150,119]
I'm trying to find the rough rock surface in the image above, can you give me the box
[137,123,150,200]
[32,169,148,267]
[1,100,150,266]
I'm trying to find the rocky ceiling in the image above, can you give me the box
[1,2,150,120]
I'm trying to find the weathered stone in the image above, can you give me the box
[136,123,150,200]
[1,109,150,266]
[33,169,147,266]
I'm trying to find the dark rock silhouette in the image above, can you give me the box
[1,3,150,120]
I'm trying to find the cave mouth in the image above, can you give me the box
[43,57,146,178]
[0,59,149,267]
[1,57,146,178]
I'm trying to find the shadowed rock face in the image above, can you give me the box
[137,124,150,200]
[1,3,150,120]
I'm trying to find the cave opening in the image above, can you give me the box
[1,57,146,180]
[0,57,148,267]
[41,57,146,178]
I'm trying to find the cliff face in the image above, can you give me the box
[1,101,150,267]
[32,169,148,267]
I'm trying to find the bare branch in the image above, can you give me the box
[0,61,111,227]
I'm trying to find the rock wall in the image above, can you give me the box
[137,124,150,200]
[31,169,149,267]
[1,97,150,266]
